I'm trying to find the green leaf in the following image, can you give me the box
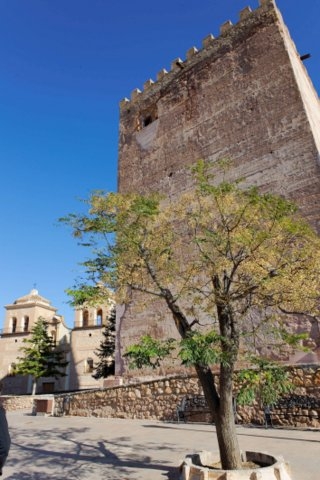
[124,335,176,369]
[236,357,293,406]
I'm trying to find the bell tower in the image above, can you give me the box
[0,289,70,394]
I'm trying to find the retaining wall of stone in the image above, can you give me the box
[0,395,34,411]
[53,365,320,428]
[54,375,201,420]
[2,365,320,428]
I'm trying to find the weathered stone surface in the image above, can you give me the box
[181,451,292,479]
[46,365,320,429]
[117,1,320,376]
[0,395,33,411]
[2,366,320,429]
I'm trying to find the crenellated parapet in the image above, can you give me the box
[119,0,277,109]
[117,0,320,380]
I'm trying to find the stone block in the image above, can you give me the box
[239,7,252,21]
[220,20,233,34]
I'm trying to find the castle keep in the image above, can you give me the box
[116,0,320,376]
[1,2,319,389]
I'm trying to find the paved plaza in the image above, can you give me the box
[2,411,320,479]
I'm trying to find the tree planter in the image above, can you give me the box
[180,451,292,480]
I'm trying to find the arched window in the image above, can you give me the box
[84,357,94,374]
[23,316,29,332]
[97,309,103,326]
[82,310,89,327]
[11,317,17,333]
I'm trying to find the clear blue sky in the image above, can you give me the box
[0,0,319,328]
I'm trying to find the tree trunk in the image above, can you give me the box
[216,362,241,469]
[195,363,242,470]
[210,275,241,469]
[31,378,37,396]
[165,288,242,469]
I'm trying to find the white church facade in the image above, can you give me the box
[0,289,114,395]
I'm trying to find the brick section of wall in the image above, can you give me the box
[52,365,320,428]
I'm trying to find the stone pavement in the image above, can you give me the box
[3,411,320,479]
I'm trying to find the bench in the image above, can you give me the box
[176,394,212,423]
[264,394,320,428]
[176,394,237,423]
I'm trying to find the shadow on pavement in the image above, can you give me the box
[5,425,179,480]
[144,422,320,443]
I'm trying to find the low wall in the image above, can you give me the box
[237,365,320,427]
[0,395,34,411]
[3,365,320,428]
[53,365,320,428]
[54,375,201,420]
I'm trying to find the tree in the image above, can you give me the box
[92,307,116,379]
[15,317,68,395]
[62,161,320,470]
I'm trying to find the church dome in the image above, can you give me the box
[14,289,51,306]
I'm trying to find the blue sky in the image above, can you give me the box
[0,0,319,328]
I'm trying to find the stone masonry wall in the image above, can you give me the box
[54,375,202,421]
[0,395,33,412]
[52,365,320,428]
[116,0,320,376]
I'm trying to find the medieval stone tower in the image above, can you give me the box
[116,0,320,376]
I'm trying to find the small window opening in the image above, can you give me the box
[12,317,17,333]
[83,310,89,327]
[85,357,94,374]
[97,309,103,326]
[143,115,153,127]
[23,316,29,332]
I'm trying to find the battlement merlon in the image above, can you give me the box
[119,0,281,110]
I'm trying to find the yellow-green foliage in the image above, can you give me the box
[62,160,320,365]
[62,160,320,471]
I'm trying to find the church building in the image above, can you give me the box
[0,289,114,394]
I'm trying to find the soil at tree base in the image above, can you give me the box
[206,461,262,470]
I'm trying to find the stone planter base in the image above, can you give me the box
[180,450,292,479]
